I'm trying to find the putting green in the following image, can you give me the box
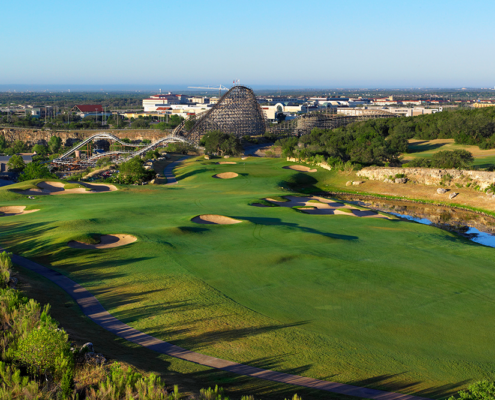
[1,156,495,397]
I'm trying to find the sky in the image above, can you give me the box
[2,0,495,89]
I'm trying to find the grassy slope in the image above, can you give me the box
[1,157,495,398]
[403,139,495,167]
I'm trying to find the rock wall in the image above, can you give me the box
[1,128,172,146]
[357,167,495,190]
[286,157,332,171]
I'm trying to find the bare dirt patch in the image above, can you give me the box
[68,234,137,249]
[283,165,317,173]
[0,206,40,216]
[213,172,238,179]
[191,215,242,225]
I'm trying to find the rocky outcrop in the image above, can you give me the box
[1,127,171,147]
[286,157,332,171]
[437,188,448,194]
[358,167,495,190]
[449,192,459,199]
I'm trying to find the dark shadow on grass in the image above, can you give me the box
[149,320,309,351]
[233,216,358,241]
[407,142,448,153]
[349,373,470,399]
[176,167,211,181]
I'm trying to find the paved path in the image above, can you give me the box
[163,156,190,185]
[8,251,427,400]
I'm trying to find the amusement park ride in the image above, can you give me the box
[52,84,396,170]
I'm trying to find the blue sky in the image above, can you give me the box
[2,0,494,88]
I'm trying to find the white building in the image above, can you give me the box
[142,93,190,112]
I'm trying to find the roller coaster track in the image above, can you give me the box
[52,126,198,167]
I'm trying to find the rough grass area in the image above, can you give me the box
[403,138,495,167]
[1,156,495,399]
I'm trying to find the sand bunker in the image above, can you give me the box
[0,206,40,216]
[68,234,137,249]
[264,196,389,219]
[283,165,317,173]
[191,215,242,225]
[16,181,117,196]
[217,162,237,164]
[213,172,238,179]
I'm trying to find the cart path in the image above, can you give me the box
[8,251,428,400]
[163,156,190,185]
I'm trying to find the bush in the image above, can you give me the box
[0,252,12,288]
[14,325,73,379]
[448,381,495,400]
[18,162,56,181]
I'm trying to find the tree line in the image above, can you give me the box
[275,107,495,169]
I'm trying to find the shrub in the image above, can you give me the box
[0,252,12,288]
[14,325,73,379]
[448,380,495,400]
[18,162,56,181]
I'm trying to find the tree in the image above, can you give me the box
[200,131,243,156]
[12,140,26,154]
[18,162,56,181]
[7,155,26,172]
[431,150,473,168]
[113,157,149,184]
[48,136,62,153]
[0,135,6,150]
[32,144,48,156]
[131,118,149,129]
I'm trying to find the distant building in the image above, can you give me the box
[473,102,495,108]
[71,105,111,118]
[142,94,189,112]
[29,106,54,119]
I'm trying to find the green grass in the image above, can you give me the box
[62,182,89,190]
[1,156,495,398]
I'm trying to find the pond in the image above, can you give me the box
[332,194,495,248]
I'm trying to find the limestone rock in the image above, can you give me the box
[346,181,352,186]
[150,179,156,185]
[383,178,394,184]
[80,342,94,354]
[394,178,407,184]
[352,181,364,186]
[204,155,210,160]
[224,155,230,158]
[437,188,448,194]
[449,192,458,199]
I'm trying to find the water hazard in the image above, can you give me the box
[332,195,495,248]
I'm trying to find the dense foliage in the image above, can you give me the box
[6,155,25,172]
[112,157,153,184]
[275,107,495,168]
[200,131,243,156]
[18,162,57,181]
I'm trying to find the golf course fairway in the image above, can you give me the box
[1,156,495,398]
